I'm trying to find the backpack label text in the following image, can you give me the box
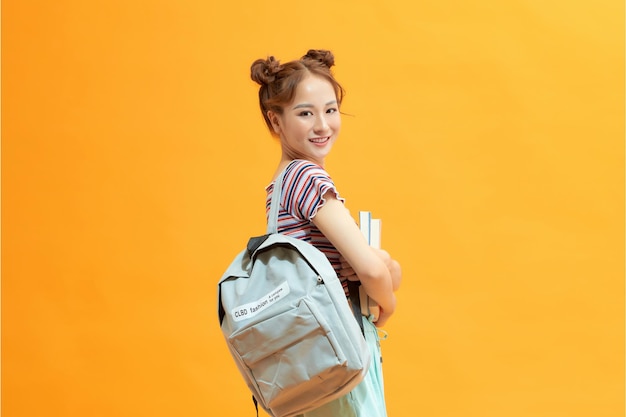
[231,282,290,322]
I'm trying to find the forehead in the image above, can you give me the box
[292,75,337,103]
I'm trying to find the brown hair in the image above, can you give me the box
[250,49,345,134]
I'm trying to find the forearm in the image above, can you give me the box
[357,258,397,314]
[339,248,400,312]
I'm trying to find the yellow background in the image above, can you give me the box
[2,0,624,416]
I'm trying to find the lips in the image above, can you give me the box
[309,137,330,144]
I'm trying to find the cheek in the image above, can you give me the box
[284,117,305,129]
[283,121,308,139]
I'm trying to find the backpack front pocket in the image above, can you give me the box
[228,297,348,408]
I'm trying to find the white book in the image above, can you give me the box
[358,211,381,322]
[370,219,381,249]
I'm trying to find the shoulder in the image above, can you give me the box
[284,159,330,180]
[280,160,344,219]
[283,159,337,194]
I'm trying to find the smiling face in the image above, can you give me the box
[268,74,341,167]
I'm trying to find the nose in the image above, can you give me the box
[313,114,330,133]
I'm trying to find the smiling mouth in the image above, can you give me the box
[309,137,330,144]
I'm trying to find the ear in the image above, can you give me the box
[267,111,282,135]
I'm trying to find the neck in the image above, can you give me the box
[280,153,325,168]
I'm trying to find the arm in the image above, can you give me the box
[312,194,397,326]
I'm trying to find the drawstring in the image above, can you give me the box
[367,315,389,341]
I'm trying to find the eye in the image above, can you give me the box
[326,108,338,114]
[298,110,313,117]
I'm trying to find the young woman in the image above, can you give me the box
[250,49,402,417]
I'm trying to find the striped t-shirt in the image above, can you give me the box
[265,159,348,294]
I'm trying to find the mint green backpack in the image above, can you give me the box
[217,167,371,417]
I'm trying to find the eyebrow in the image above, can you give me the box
[292,100,338,110]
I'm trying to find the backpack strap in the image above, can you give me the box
[266,166,287,235]
[252,395,259,417]
[348,281,366,335]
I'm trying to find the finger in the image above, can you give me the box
[338,266,355,277]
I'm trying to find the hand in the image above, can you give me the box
[373,295,396,328]
[371,248,402,291]
[339,257,360,282]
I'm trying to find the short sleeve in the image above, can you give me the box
[280,160,344,221]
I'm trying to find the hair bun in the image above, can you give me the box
[250,56,282,85]
[302,49,335,68]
